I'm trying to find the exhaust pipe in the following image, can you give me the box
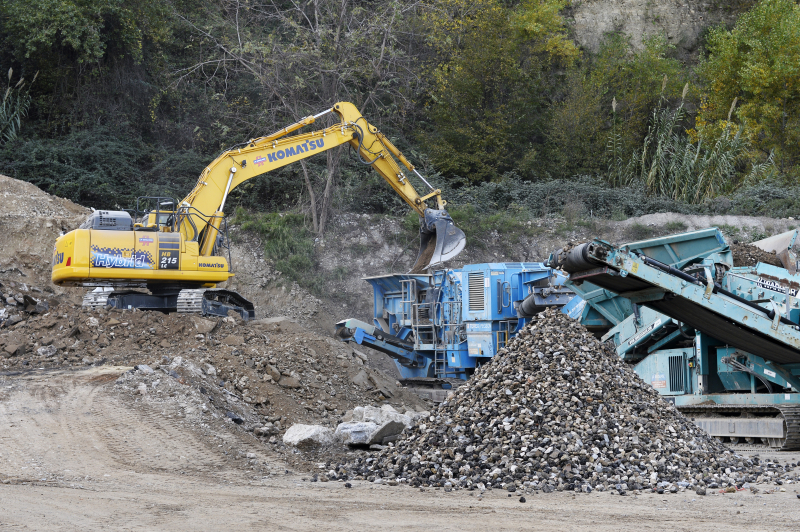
[410,209,466,273]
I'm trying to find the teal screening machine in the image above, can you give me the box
[549,228,800,450]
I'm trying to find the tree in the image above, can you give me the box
[697,0,800,175]
[178,0,423,233]
[548,33,685,177]
[419,0,578,183]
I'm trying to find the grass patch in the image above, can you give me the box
[234,208,324,293]
[665,221,687,232]
[448,204,530,246]
[610,208,627,221]
[626,222,655,241]
[718,223,741,241]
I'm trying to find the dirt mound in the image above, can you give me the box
[338,309,794,493]
[0,175,90,298]
[731,242,783,268]
[0,296,428,452]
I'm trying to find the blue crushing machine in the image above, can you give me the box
[550,229,800,450]
[334,263,578,384]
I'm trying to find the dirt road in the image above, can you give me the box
[1,368,800,531]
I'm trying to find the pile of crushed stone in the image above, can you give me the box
[731,242,783,268]
[335,309,799,493]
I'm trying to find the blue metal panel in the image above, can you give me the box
[716,348,753,391]
[633,348,693,396]
[622,227,731,269]
[338,262,577,381]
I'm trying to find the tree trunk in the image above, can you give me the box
[299,159,319,233]
[318,147,341,234]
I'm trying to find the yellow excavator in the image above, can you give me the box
[51,102,466,319]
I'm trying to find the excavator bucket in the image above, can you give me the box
[410,209,466,273]
[752,229,798,273]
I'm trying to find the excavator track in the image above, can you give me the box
[81,287,255,321]
[176,289,206,314]
[679,404,800,451]
[82,291,110,310]
[176,288,255,320]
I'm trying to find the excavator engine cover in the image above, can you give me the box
[79,211,134,232]
[411,209,466,273]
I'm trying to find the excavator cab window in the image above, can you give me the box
[134,197,177,231]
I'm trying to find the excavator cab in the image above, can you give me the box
[134,197,177,231]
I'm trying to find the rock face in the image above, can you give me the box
[341,308,767,491]
[569,0,752,57]
[283,424,335,448]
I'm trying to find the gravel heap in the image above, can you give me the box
[731,242,782,267]
[337,309,799,493]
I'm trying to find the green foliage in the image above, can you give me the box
[608,90,775,203]
[697,0,800,175]
[548,33,685,176]
[665,221,687,232]
[0,127,206,207]
[235,209,320,291]
[0,0,170,64]
[0,68,34,144]
[626,223,655,241]
[1,0,799,235]
[420,0,577,181]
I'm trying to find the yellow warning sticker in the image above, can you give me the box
[631,262,639,273]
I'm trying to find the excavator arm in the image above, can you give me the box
[177,102,465,272]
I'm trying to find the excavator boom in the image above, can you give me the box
[177,102,464,271]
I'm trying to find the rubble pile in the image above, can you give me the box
[338,309,798,493]
[0,290,428,442]
[731,242,782,268]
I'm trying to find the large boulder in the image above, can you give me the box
[335,405,420,445]
[352,405,412,428]
[335,422,379,445]
[283,424,335,449]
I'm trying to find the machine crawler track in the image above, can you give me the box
[82,291,110,310]
[679,404,800,451]
[82,287,255,321]
[176,288,255,320]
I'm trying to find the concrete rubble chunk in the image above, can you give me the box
[283,424,335,449]
[336,405,415,445]
[3,344,22,357]
[278,376,301,388]
[265,365,281,382]
[350,369,373,389]
[352,349,369,363]
[223,335,244,346]
[352,405,413,429]
[335,422,379,445]
[36,345,57,358]
[190,316,217,334]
